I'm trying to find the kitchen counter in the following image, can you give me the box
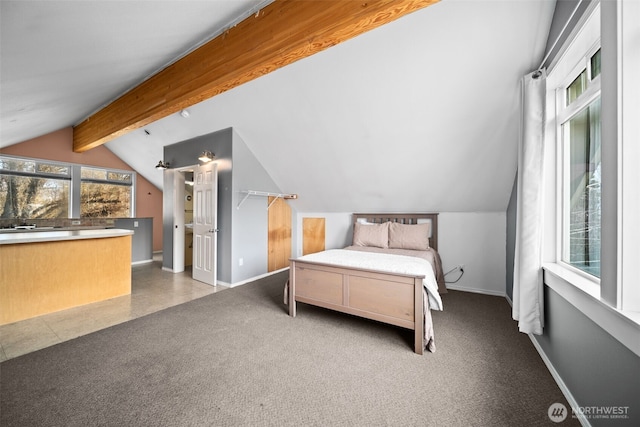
[1,228,133,325]
[0,228,133,245]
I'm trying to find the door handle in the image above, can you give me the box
[209,229,219,233]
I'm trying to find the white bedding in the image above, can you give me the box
[296,249,443,311]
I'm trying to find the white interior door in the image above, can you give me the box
[192,162,218,286]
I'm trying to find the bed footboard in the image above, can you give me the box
[289,259,424,354]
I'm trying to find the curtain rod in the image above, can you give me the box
[536,0,584,72]
[237,190,298,210]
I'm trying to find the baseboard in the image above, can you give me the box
[218,267,289,288]
[528,335,591,427]
[131,259,153,266]
[505,294,513,307]
[445,284,505,297]
[509,293,588,426]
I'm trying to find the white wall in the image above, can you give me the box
[438,212,506,297]
[293,211,506,297]
[231,130,282,284]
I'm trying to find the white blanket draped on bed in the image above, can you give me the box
[297,249,443,311]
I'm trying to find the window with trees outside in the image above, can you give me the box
[542,0,640,358]
[80,167,133,218]
[0,155,135,220]
[560,48,601,279]
[0,157,70,219]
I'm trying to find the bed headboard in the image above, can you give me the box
[352,213,439,252]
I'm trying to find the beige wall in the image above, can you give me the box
[0,127,163,251]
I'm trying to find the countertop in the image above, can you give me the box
[0,228,134,245]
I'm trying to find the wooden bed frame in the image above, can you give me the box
[288,213,439,354]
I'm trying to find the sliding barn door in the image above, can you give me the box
[267,197,291,272]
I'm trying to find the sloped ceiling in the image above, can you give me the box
[2,0,556,213]
[107,0,555,213]
[0,0,272,146]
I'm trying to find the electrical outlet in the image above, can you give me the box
[71,220,81,225]
[458,264,465,272]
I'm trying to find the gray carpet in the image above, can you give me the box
[0,271,578,426]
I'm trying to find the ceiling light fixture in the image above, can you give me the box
[155,160,170,170]
[198,150,215,163]
[180,109,190,118]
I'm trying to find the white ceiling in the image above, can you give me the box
[1,0,556,213]
[0,0,272,146]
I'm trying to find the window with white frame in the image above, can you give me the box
[542,0,640,355]
[558,46,601,279]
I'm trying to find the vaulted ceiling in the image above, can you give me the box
[1,0,556,213]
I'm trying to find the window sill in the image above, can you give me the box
[543,263,640,357]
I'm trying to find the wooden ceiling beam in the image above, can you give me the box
[72,0,438,152]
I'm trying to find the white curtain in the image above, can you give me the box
[513,70,546,335]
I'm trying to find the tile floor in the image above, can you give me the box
[0,254,225,362]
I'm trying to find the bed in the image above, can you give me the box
[287,213,445,355]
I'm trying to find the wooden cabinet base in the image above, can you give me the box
[0,235,132,325]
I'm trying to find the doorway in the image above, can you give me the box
[172,163,218,286]
[184,171,194,268]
